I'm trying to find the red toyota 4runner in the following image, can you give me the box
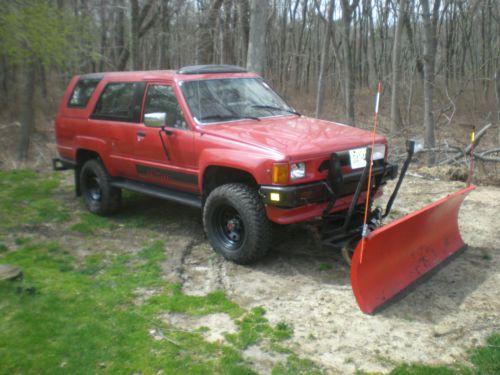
[54,65,397,264]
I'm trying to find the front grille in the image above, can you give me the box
[318,151,385,172]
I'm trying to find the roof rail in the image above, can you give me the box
[78,73,104,80]
[177,65,247,75]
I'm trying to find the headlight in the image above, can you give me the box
[290,162,306,180]
[372,144,386,160]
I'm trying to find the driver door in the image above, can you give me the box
[133,83,197,193]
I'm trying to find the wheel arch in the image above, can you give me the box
[202,165,258,200]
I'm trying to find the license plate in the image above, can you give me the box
[349,148,368,169]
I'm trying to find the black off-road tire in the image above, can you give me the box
[203,183,272,264]
[80,159,121,215]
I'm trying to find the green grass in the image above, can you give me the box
[225,306,293,350]
[388,334,500,375]
[470,334,500,375]
[70,212,118,235]
[0,240,256,374]
[318,262,333,271]
[1,169,498,375]
[272,354,323,375]
[0,170,70,228]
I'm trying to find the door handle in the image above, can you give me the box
[136,131,146,137]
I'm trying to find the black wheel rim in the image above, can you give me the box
[84,172,101,202]
[213,205,245,251]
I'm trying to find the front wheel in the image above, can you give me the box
[203,183,272,264]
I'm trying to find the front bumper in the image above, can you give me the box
[260,162,397,209]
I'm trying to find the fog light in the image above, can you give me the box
[270,192,281,202]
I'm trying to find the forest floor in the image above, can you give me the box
[161,172,500,374]
[0,166,499,374]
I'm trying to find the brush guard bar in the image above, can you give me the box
[321,141,416,248]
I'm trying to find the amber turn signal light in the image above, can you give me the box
[272,163,289,184]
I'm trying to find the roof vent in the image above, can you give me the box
[177,65,247,75]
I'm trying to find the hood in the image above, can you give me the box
[199,115,386,160]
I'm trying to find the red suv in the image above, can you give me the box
[54,65,396,264]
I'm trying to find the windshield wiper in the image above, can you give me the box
[198,114,261,122]
[251,105,301,116]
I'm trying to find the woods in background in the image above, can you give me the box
[0,0,499,163]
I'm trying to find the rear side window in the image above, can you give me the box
[91,82,146,123]
[67,78,101,108]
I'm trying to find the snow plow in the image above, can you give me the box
[321,140,475,314]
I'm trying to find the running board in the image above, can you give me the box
[111,179,202,209]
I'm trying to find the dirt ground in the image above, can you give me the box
[1,118,499,373]
[159,172,500,374]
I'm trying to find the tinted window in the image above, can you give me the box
[144,85,188,129]
[91,82,145,123]
[68,78,101,108]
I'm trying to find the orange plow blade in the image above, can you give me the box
[350,185,475,314]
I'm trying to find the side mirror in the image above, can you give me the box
[144,112,167,127]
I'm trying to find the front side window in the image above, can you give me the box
[180,78,295,124]
[91,82,145,122]
[143,85,188,129]
[68,78,101,108]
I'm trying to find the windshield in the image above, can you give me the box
[180,78,296,124]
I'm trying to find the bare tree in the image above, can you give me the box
[315,0,335,118]
[390,0,407,134]
[198,0,224,64]
[159,0,170,69]
[420,0,441,165]
[17,61,35,161]
[246,0,268,75]
[340,0,360,126]
[123,0,157,70]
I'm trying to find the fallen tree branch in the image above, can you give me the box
[464,123,492,154]
[474,154,500,162]
[479,147,500,156]
[437,123,493,165]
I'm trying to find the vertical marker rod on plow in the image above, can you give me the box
[360,82,382,263]
[467,127,475,187]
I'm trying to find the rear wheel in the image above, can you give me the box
[203,183,271,264]
[80,159,121,215]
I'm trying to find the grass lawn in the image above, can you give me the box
[0,169,498,374]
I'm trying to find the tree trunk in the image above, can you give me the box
[198,0,224,64]
[159,0,170,69]
[315,0,335,118]
[366,0,378,84]
[99,0,107,72]
[238,0,250,66]
[246,0,268,75]
[495,67,500,140]
[17,61,36,161]
[421,0,441,165]
[390,0,407,134]
[340,0,359,126]
[129,0,140,70]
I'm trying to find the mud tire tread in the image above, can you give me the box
[203,183,271,264]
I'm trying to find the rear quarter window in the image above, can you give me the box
[91,82,145,123]
[67,78,101,108]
